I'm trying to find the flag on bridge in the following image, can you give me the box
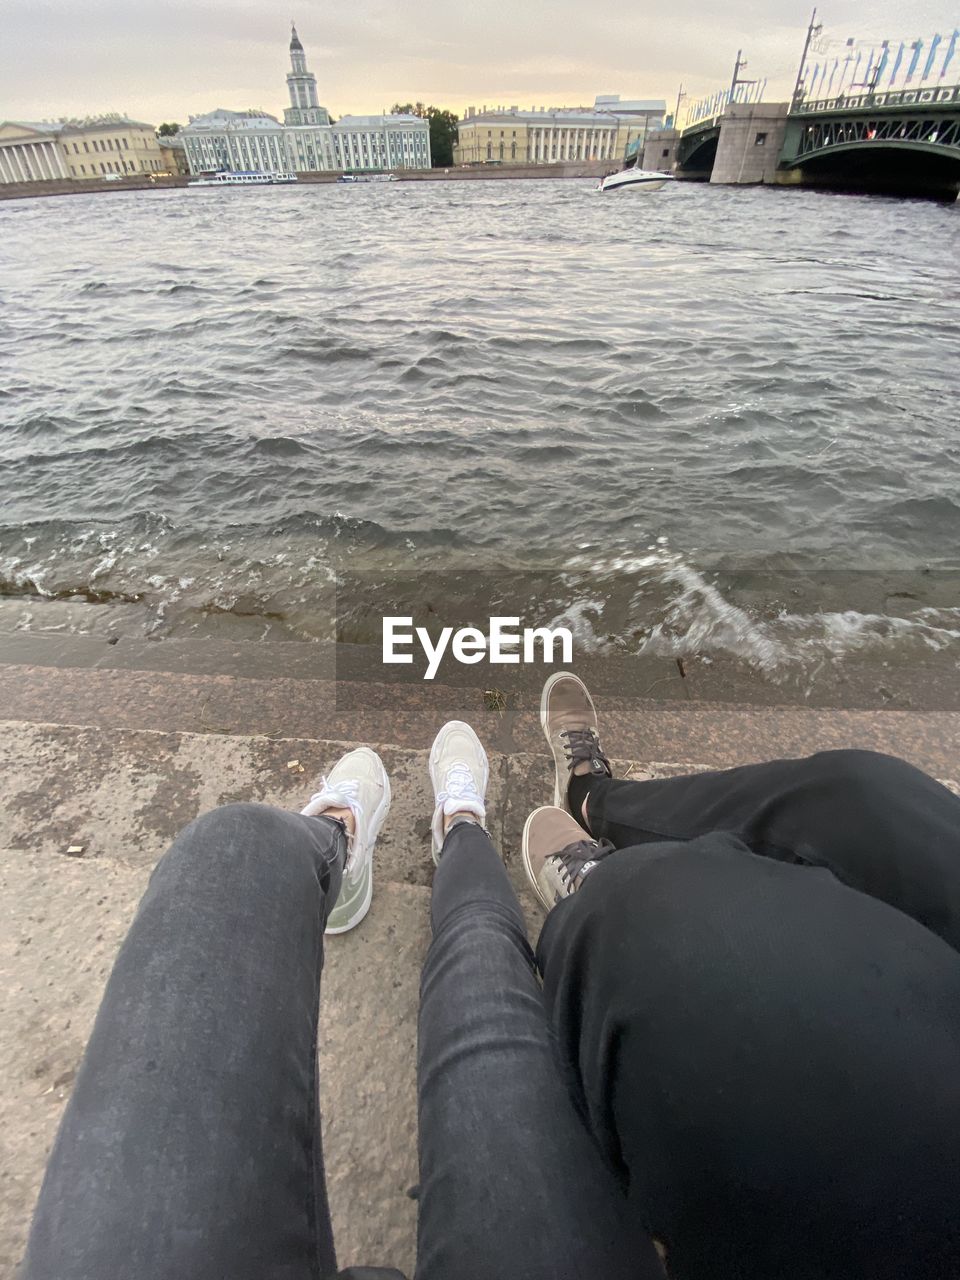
[922,35,942,80]
[940,30,958,79]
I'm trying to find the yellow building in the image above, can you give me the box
[0,121,70,182]
[158,135,190,175]
[454,97,665,167]
[57,116,165,178]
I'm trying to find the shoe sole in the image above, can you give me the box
[428,721,489,864]
[324,753,392,935]
[521,806,557,912]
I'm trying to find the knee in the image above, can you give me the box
[155,802,300,887]
[182,801,286,846]
[808,749,925,800]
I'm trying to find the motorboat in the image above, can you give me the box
[597,167,675,193]
[188,171,298,187]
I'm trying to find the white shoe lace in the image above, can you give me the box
[304,776,364,873]
[436,761,483,811]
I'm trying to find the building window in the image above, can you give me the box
[754,132,767,146]
[511,142,516,159]
[123,138,129,149]
[70,165,76,175]
[487,142,492,159]
[80,164,86,173]
[83,141,89,152]
[662,148,669,158]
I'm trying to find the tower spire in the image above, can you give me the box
[285,23,324,121]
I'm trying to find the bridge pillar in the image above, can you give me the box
[642,128,679,172]
[710,102,789,184]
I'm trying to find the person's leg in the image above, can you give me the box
[536,831,960,1280]
[25,747,394,1280]
[23,802,344,1280]
[585,748,960,950]
[416,723,663,1280]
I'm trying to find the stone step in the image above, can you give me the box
[0,660,956,776]
[0,719,702,899]
[2,711,956,1277]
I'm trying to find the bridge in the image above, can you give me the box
[782,83,960,198]
[662,83,960,199]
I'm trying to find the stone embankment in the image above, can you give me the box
[0,161,610,202]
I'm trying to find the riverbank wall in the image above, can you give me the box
[0,161,609,202]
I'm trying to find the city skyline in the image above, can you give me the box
[3,0,958,125]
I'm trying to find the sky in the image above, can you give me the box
[2,0,957,126]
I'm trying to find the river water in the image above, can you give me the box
[1,180,958,694]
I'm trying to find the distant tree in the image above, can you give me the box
[390,102,459,167]
[157,122,181,136]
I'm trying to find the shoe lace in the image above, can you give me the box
[559,727,611,778]
[437,761,482,808]
[547,836,616,895]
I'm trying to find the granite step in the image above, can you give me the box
[2,688,956,1277]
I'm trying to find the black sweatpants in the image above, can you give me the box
[538,749,960,1280]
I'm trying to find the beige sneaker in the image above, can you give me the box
[301,747,391,934]
[522,805,617,911]
[428,720,489,863]
[540,672,612,812]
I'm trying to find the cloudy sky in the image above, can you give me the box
[3,0,956,125]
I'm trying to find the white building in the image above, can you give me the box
[181,27,431,176]
[181,109,289,176]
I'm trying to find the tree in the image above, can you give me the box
[390,103,459,167]
[157,122,181,136]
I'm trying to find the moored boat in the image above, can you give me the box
[187,171,298,187]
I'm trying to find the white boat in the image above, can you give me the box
[337,173,396,184]
[188,171,298,187]
[597,167,674,193]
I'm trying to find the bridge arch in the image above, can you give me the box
[675,124,720,180]
[793,141,960,200]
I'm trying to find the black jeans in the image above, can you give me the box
[539,749,960,1279]
[24,751,960,1279]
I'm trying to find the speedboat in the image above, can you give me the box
[597,167,675,193]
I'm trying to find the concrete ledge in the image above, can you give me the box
[2,716,955,1275]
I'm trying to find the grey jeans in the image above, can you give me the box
[22,803,654,1279]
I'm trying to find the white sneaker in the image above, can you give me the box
[301,747,391,934]
[428,721,488,863]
